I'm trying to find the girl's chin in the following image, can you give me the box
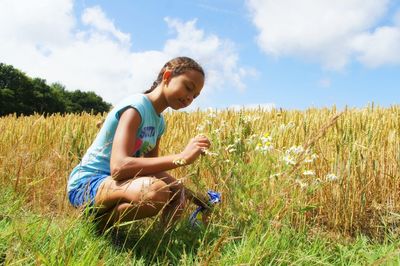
[168,98,187,110]
[176,99,187,109]
[170,104,184,110]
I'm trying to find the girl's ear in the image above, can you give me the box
[163,70,172,83]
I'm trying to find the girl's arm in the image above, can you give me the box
[110,108,209,181]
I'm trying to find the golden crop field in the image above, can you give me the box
[0,106,399,239]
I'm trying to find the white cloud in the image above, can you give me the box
[163,18,255,93]
[82,6,130,45]
[246,0,400,69]
[0,0,74,46]
[351,26,400,67]
[0,0,250,106]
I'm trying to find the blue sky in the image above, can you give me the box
[1,0,399,110]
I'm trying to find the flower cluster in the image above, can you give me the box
[255,133,274,154]
[282,145,304,165]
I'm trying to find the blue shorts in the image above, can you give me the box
[68,174,108,209]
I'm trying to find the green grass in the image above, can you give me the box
[1,186,400,265]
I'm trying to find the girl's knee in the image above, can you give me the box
[119,177,172,208]
[145,179,171,204]
[155,174,184,196]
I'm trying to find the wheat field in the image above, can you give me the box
[1,106,399,236]
[0,105,399,264]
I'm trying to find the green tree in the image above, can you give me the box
[64,90,111,114]
[0,63,35,115]
[0,63,111,116]
[32,78,65,113]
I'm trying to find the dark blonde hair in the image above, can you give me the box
[144,56,205,94]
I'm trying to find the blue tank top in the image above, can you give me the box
[67,94,165,192]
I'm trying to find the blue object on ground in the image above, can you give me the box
[189,190,221,227]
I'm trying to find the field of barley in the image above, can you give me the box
[0,105,399,265]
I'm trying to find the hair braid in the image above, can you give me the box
[144,57,205,94]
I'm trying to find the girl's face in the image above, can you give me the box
[163,70,204,110]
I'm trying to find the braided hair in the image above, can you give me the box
[144,56,205,94]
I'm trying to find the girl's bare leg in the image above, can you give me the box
[93,172,186,231]
[151,172,187,228]
[94,176,171,231]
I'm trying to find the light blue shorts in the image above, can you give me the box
[68,174,108,209]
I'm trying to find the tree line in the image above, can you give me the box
[0,63,112,116]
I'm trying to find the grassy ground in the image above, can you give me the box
[1,185,400,265]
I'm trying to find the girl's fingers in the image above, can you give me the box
[197,142,210,149]
[195,136,211,145]
[195,134,210,141]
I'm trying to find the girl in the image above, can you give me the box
[67,56,210,230]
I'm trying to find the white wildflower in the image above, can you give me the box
[260,134,272,145]
[305,153,319,163]
[283,155,296,165]
[302,170,315,176]
[254,133,274,153]
[256,143,274,153]
[207,112,217,119]
[286,145,304,155]
[326,173,339,182]
[263,145,274,152]
[196,124,205,132]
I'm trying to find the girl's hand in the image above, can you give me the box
[180,135,211,165]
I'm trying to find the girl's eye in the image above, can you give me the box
[186,85,193,91]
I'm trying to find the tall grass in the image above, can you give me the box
[0,105,399,264]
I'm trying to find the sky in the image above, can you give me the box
[0,0,399,110]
